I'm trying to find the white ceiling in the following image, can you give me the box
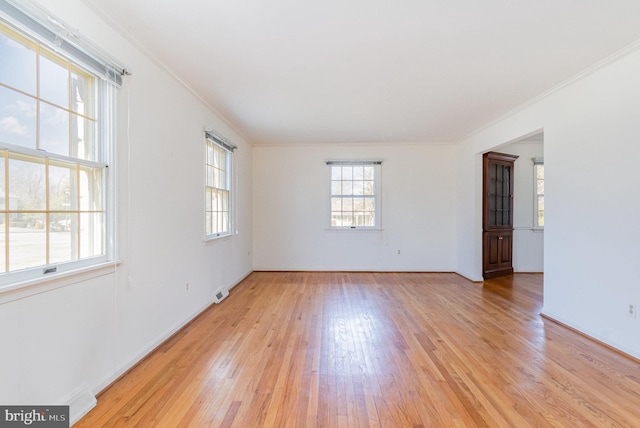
[86,0,640,145]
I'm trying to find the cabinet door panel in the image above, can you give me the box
[486,233,500,267]
[499,233,512,266]
[483,152,518,279]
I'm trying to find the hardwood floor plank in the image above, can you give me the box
[75,272,640,427]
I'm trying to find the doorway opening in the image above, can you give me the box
[482,131,544,279]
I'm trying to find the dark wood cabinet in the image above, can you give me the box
[483,152,518,279]
[483,230,513,277]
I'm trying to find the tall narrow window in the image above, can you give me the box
[0,1,127,287]
[328,161,380,229]
[534,158,544,228]
[205,131,235,238]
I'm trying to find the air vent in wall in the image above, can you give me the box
[214,288,229,304]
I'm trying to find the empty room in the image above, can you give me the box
[1,0,640,426]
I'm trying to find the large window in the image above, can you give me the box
[0,2,125,286]
[205,132,235,239]
[534,159,544,228]
[329,161,380,229]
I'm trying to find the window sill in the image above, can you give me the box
[0,261,121,305]
[203,232,234,245]
[514,226,544,233]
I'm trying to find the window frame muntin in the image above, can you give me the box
[328,161,381,230]
[533,158,544,230]
[0,18,113,289]
[204,134,234,240]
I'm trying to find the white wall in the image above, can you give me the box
[253,144,456,271]
[456,45,640,358]
[3,1,639,420]
[498,141,544,273]
[0,0,253,422]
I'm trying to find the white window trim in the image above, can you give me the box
[204,129,237,241]
[533,158,544,230]
[326,161,382,231]
[0,260,119,304]
[0,1,128,291]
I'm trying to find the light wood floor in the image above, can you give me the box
[76,272,640,427]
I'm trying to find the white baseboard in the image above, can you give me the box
[454,270,484,282]
[68,388,97,426]
[89,269,252,404]
[541,308,640,361]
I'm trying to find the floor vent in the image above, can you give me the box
[214,288,229,304]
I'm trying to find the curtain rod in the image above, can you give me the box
[325,161,382,165]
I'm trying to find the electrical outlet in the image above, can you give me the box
[628,304,636,318]
[186,282,189,291]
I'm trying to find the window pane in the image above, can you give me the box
[80,212,103,258]
[363,166,374,180]
[212,168,220,188]
[364,213,375,226]
[331,214,341,226]
[363,180,374,195]
[0,29,36,95]
[353,197,364,212]
[39,53,69,108]
[72,113,96,161]
[0,214,5,273]
[50,163,78,211]
[9,156,45,210]
[536,165,544,180]
[216,189,225,211]
[342,214,353,226]
[220,190,229,212]
[9,213,46,271]
[537,179,544,195]
[210,189,229,234]
[220,212,228,233]
[213,147,222,168]
[79,167,102,211]
[353,166,364,180]
[331,197,341,211]
[0,86,37,149]
[205,188,212,210]
[364,197,375,211]
[342,181,353,195]
[206,165,214,187]
[331,166,341,180]
[39,103,69,156]
[211,212,218,233]
[205,212,212,235]
[342,166,352,180]
[216,168,226,189]
[343,197,353,212]
[50,212,78,263]
[211,190,219,211]
[0,152,4,185]
[331,181,342,195]
[352,180,364,196]
[71,68,94,118]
